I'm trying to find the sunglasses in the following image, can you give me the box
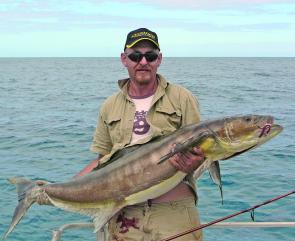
[126,51,159,63]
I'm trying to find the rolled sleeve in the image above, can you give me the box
[180,89,201,126]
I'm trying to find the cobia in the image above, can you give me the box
[3,115,283,239]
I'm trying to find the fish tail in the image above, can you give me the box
[3,178,37,240]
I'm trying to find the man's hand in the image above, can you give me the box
[35,157,101,202]
[169,147,204,173]
[73,157,101,179]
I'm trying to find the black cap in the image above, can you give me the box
[124,28,160,50]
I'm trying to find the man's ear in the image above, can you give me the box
[156,52,162,67]
[121,53,128,67]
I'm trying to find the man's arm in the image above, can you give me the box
[73,154,103,178]
[170,88,204,173]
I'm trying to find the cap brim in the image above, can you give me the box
[126,38,160,49]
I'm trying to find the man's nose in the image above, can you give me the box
[139,56,148,65]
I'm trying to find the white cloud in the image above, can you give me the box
[0,0,294,56]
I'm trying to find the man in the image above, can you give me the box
[76,28,204,241]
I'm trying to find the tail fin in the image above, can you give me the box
[3,178,37,240]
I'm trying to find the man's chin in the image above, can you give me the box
[135,74,152,85]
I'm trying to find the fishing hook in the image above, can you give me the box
[258,124,272,138]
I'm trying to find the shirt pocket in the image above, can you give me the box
[104,114,122,144]
[154,105,182,133]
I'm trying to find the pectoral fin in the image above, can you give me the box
[208,161,224,204]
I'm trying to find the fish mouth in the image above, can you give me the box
[268,124,283,135]
[256,116,275,138]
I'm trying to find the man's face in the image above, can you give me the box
[121,45,162,85]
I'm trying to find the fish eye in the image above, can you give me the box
[245,117,251,122]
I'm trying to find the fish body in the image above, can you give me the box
[4,115,283,239]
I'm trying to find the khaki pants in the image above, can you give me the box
[108,197,203,241]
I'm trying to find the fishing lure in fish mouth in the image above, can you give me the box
[258,123,272,138]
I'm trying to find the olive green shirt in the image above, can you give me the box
[91,74,201,199]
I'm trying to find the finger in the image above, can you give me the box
[178,152,195,172]
[170,159,184,171]
[178,152,188,165]
[191,146,203,154]
[169,154,186,172]
[182,151,205,171]
[191,147,205,159]
[182,151,203,163]
[182,151,195,160]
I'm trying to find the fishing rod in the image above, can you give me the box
[162,190,295,241]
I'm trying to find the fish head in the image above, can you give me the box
[209,115,283,154]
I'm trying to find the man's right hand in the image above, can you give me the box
[169,147,204,174]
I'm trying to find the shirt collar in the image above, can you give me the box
[117,74,169,99]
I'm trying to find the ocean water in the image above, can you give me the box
[0,57,294,241]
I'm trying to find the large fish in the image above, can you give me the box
[3,115,282,239]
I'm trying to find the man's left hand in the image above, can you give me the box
[169,147,205,173]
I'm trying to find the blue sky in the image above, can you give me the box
[0,0,295,57]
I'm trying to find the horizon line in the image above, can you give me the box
[0,56,294,58]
